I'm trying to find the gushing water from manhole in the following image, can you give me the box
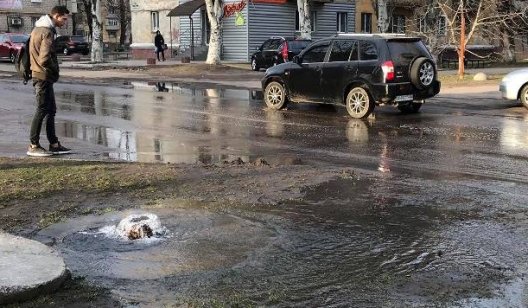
[88,213,169,241]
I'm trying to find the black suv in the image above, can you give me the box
[54,35,90,55]
[261,34,441,118]
[251,37,311,71]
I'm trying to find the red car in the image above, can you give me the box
[0,33,29,63]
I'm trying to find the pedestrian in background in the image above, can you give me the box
[27,5,71,157]
[154,30,166,62]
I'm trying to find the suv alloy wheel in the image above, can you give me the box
[264,81,287,110]
[346,87,374,119]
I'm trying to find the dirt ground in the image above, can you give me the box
[1,156,348,307]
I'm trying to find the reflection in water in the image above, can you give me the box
[155,82,169,92]
[346,119,369,143]
[58,121,137,161]
[265,110,285,137]
[58,83,255,164]
[500,116,528,150]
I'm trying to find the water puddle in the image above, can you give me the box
[39,207,276,281]
[53,83,270,163]
[34,181,528,306]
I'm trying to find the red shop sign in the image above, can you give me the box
[224,0,246,18]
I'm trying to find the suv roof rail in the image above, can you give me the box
[334,33,411,39]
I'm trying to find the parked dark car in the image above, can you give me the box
[0,33,29,63]
[251,37,311,71]
[261,34,441,118]
[54,35,90,55]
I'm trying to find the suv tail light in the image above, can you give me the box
[281,42,288,61]
[381,61,395,82]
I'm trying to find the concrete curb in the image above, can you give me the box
[0,232,69,305]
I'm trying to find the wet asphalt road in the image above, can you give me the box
[2,79,528,306]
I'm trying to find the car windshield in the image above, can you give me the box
[71,36,86,43]
[10,35,29,43]
[288,40,311,53]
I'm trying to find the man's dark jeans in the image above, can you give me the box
[30,79,58,146]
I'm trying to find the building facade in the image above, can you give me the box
[131,0,355,61]
[129,0,175,59]
[0,0,74,35]
[74,1,130,51]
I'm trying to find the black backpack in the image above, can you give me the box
[15,37,32,85]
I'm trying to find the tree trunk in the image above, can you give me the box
[377,0,389,33]
[501,29,516,63]
[457,0,465,80]
[205,0,223,64]
[297,0,311,39]
[118,0,128,47]
[82,0,93,37]
[91,0,103,63]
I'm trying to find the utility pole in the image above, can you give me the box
[458,0,466,79]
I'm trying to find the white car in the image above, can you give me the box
[500,68,528,108]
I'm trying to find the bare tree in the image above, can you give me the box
[106,0,131,47]
[90,0,103,62]
[437,0,527,78]
[376,0,389,33]
[375,0,422,33]
[205,0,223,64]
[297,0,312,39]
[78,0,93,37]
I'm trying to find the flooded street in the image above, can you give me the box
[2,78,528,306]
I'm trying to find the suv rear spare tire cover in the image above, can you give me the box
[410,57,436,90]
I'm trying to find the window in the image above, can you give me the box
[419,17,427,33]
[337,12,348,33]
[262,39,281,50]
[151,11,159,32]
[107,19,119,27]
[390,15,405,33]
[360,13,372,33]
[31,17,39,27]
[295,10,316,32]
[329,40,355,62]
[302,43,330,63]
[108,6,116,15]
[359,41,377,60]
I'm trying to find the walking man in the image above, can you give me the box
[27,5,71,157]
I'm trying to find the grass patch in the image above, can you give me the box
[0,158,180,203]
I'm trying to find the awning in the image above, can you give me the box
[167,0,206,17]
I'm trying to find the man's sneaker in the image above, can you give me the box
[27,144,53,157]
[49,142,71,155]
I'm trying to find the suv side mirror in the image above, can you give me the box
[293,55,301,64]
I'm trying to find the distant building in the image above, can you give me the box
[0,0,74,35]
[131,0,355,61]
[75,0,130,51]
[129,0,175,59]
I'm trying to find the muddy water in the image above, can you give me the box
[38,174,528,306]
